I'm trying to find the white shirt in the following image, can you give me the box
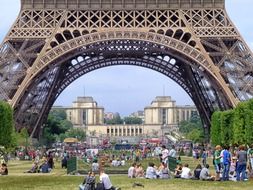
[128,166,136,178]
[100,173,113,189]
[181,167,191,179]
[199,167,210,180]
[112,160,117,166]
[162,149,169,161]
[145,166,157,179]
[220,150,225,163]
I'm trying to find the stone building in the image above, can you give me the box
[144,96,197,126]
[63,96,198,140]
[65,96,104,128]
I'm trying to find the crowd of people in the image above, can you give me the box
[213,144,252,181]
[1,141,253,188]
[124,143,253,182]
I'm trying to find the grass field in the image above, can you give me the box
[0,157,252,190]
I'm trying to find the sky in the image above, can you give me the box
[0,0,253,116]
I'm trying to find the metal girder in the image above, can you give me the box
[14,39,230,138]
[21,0,225,10]
[0,0,252,138]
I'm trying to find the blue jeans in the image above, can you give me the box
[236,163,246,181]
[222,164,230,181]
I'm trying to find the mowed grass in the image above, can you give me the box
[0,157,252,190]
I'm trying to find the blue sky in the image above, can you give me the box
[0,0,253,116]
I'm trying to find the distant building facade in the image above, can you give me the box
[61,96,198,139]
[65,97,104,128]
[145,96,197,126]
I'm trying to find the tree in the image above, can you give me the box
[232,102,247,145]
[220,110,233,146]
[211,111,222,145]
[50,109,67,120]
[178,114,204,143]
[16,128,30,149]
[211,99,253,146]
[123,117,143,124]
[105,114,123,125]
[186,128,202,143]
[41,109,73,146]
[0,101,16,149]
[65,128,86,141]
[244,99,253,145]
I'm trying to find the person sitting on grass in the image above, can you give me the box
[158,162,170,179]
[0,163,8,175]
[98,168,121,190]
[128,162,136,178]
[25,161,39,173]
[79,171,96,190]
[193,164,202,180]
[199,164,215,181]
[111,159,118,167]
[145,162,158,179]
[181,163,192,179]
[39,158,50,173]
[135,163,145,178]
[174,163,183,178]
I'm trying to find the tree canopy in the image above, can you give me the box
[105,114,123,125]
[0,101,16,151]
[178,115,204,143]
[41,109,73,145]
[123,116,143,124]
[210,99,253,146]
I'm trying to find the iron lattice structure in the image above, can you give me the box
[0,0,253,138]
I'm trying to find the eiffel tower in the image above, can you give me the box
[0,0,252,138]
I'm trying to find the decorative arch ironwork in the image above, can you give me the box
[14,38,232,137]
[1,0,253,138]
[12,30,237,109]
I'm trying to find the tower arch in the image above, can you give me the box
[13,34,233,137]
[1,0,252,138]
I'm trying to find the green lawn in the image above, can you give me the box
[0,157,252,190]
